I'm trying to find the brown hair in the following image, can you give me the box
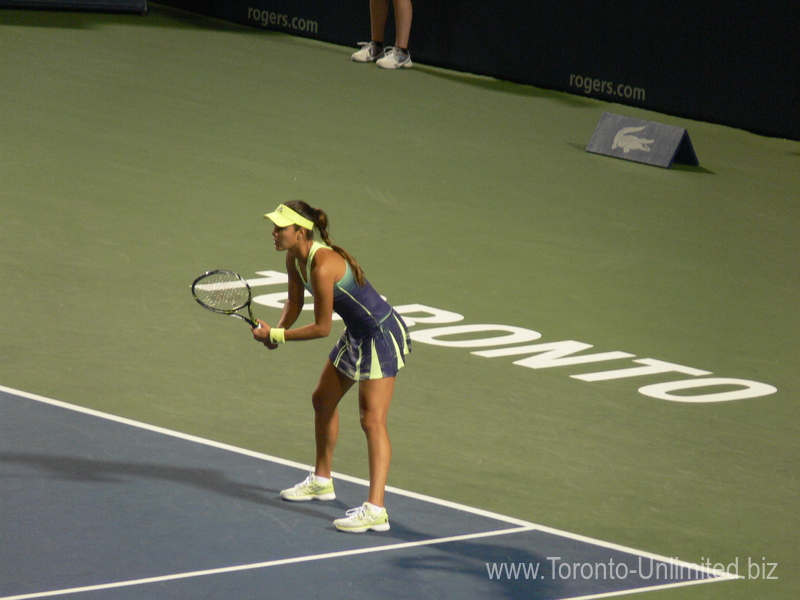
[283,200,366,286]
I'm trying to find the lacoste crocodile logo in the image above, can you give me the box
[612,126,655,153]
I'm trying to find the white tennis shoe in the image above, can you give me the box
[279,471,336,501]
[376,47,413,69]
[351,41,384,63]
[334,502,390,533]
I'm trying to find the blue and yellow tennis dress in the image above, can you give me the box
[297,242,411,380]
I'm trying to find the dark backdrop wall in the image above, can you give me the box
[0,0,146,10]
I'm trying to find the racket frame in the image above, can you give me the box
[191,269,260,328]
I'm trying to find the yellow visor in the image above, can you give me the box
[264,204,315,230]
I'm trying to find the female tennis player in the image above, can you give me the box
[253,200,411,533]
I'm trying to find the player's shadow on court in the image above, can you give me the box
[0,452,348,522]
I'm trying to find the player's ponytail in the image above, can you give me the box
[285,200,366,286]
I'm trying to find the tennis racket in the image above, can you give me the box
[191,270,260,328]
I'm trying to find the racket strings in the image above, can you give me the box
[194,273,250,311]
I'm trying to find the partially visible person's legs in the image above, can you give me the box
[370,0,391,44]
[376,0,413,69]
[353,0,413,67]
[391,0,412,49]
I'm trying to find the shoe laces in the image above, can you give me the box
[344,505,369,520]
[297,471,315,488]
[383,46,407,60]
[357,41,380,58]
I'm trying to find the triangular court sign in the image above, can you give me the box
[586,112,699,168]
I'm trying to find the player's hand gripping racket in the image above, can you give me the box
[191,270,261,328]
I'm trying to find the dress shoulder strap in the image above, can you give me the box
[295,241,329,284]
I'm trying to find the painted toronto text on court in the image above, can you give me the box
[248,271,777,403]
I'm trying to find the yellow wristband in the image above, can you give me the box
[269,328,286,344]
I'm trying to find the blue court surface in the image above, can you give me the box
[1,387,734,600]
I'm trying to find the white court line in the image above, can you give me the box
[0,385,739,600]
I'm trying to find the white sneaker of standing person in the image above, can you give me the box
[376,46,413,69]
[351,41,384,63]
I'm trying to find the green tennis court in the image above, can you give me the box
[1,5,798,599]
